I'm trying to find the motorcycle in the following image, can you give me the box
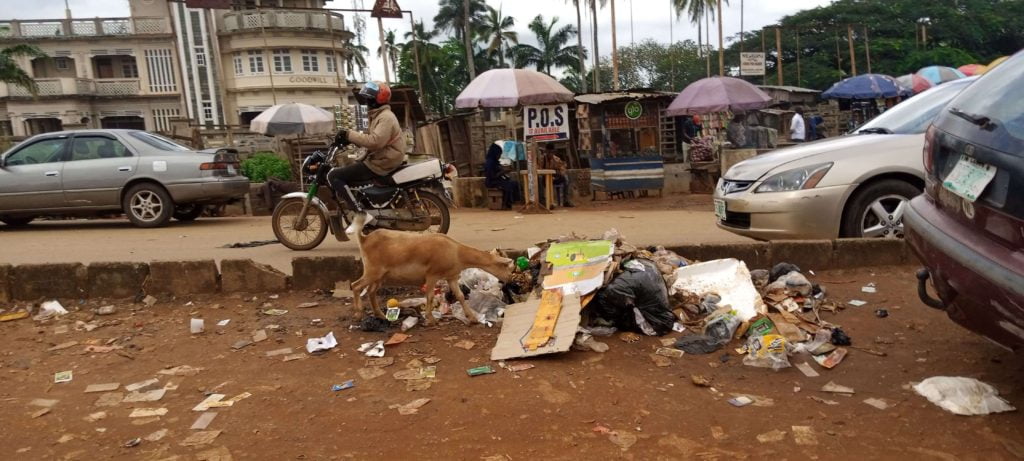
[271,142,456,251]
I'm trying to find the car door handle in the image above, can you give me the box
[118,166,132,172]
[44,171,60,177]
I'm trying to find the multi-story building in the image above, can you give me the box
[0,0,358,137]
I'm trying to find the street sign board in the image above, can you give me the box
[740,52,766,76]
[371,0,403,18]
[524,104,570,142]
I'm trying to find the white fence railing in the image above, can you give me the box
[0,17,170,38]
[221,10,346,34]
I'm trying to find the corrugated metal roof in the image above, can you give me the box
[574,90,676,105]
[758,85,821,94]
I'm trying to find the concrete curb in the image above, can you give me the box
[0,239,915,301]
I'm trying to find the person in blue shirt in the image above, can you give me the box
[484,142,521,209]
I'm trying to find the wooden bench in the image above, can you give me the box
[589,156,665,200]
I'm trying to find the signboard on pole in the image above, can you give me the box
[371,0,403,18]
[523,104,570,142]
[740,52,765,76]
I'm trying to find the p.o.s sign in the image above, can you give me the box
[524,104,570,142]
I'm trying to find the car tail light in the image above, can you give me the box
[200,162,239,171]
[923,124,937,174]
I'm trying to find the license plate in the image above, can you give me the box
[714,199,727,220]
[943,155,996,202]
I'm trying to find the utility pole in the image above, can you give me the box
[796,29,801,86]
[775,26,783,85]
[669,0,675,89]
[378,17,390,83]
[847,24,857,76]
[611,0,619,90]
[592,1,601,92]
[864,26,872,74]
[761,28,766,85]
[717,0,724,76]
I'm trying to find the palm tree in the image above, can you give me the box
[587,0,608,91]
[342,42,369,80]
[564,0,590,92]
[478,5,517,68]
[377,29,400,82]
[514,15,583,75]
[0,44,46,96]
[434,0,487,80]
[673,0,727,76]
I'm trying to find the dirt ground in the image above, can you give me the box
[1,265,1022,460]
[0,195,748,274]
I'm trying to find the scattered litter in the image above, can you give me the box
[34,300,68,321]
[265,348,293,357]
[123,438,142,448]
[30,408,50,418]
[332,380,356,392]
[650,354,672,367]
[93,393,124,407]
[282,353,306,362]
[145,429,168,442]
[231,339,253,350]
[821,381,855,395]
[123,389,166,403]
[129,408,168,418]
[674,334,723,355]
[297,302,320,309]
[490,292,583,361]
[0,311,29,322]
[180,430,221,447]
[306,331,338,354]
[792,426,818,446]
[655,347,685,358]
[86,383,120,394]
[401,316,419,332]
[262,309,288,316]
[813,348,848,369]
[222,239,278,248]
[385,333,410,346]
[795,362,820,378]
[29,398,59,408]
[366,357,395,367]
[861,283,877,293]
[757,429,787,443]
[333,281,354,299]
[84,411,107,422]
[126,378,159,392]
[143,295,158,307]
[913,376,1016,415]
[190,318,204,334]
[467,365,496,376]
[252,329,268,343]
[54,371,73,383]
[359,316,389,332]
[453,340,475,350]
[358,340,385,357]
[848,300,868,307]
[810,396,840,406]
[216,319,230,327]
[670,259,765,321]
[863,398,891,410]
[391,398,431,415]
[192,394,226,412]
[743,335,790,370]
[728,396,754,407]
[96,305,116,316]
[875,309,889,318]
[608,431,638,450]
[357,367,386,380]
[190,412,218,430]
[691,375,713,387]
[504,363,534,373]
[159,365,202,377]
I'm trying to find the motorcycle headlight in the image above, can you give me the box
[755,163,833,193]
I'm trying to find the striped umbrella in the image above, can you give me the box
[249,103,335,136]
[957,64,987,76]
[455,69,574,108]
[897,74,933,94]
[916,66,966,85]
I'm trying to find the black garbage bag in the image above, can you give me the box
[591,259,675,336]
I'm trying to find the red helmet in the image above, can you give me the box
[358,81,392,105]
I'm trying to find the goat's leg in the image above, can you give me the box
[368,281,387,320]
[350,277,368,321]
[422,276,439,326]
[450,277,479,325]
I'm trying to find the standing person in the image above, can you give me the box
[484,141,521,210]
[790,106,807,143]
[329,81,404,233]
[539,143,574,207]
[726,113,748,148]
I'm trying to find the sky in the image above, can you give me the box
[13,0,834,80]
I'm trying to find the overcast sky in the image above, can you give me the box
[14,0,833,80]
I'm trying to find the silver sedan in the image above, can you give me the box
[0,129,250,228]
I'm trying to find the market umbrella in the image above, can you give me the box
[821,74,912,99]
[896,74,933,94]
[916,66,966,85]
[978,56,1009,74]
[249,102,335,136]
[957,64,987,76]
[454,69,574,109]
[665,76,771,116]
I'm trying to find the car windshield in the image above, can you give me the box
[856,79,973,135]
[944,53,1024,144]
[128,131,193,152]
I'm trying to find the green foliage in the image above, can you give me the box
[241,152,291,183]
[0,44,47,96]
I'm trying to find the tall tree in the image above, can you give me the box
[479,5,518,68]
[588,0,608,91]
[376,29,400,82]
[565,0,588,91]
[434,0,487,80]
[514,15,584,75]
[342,42,369,80]
[0,44,46,96]
[673,0,726,75]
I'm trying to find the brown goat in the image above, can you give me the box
[350,213,514,325]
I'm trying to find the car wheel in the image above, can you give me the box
[173,204,205,222]
[841,180,921,239]
[123,183,174,228]
[0,216,35,227]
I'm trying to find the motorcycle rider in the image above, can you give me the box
[329,81,404,234]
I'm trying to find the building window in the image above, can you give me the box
[202,102,213,122]
[122,60,139,78]
[273,49,291,73]
[248,50,264,73]
[301,49,319,72]
[325,53,336,73]
[144,49,177,93]
[194,47,206,67]
[233,52,244,75]
[153,108,180,133]
[55,58,70,70]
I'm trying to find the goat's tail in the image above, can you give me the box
[350,212,368,248]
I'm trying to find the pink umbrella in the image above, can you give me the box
[666,77,771,115]
[455,69,574,108]
[957,64,987,76]
[896,74,933,94]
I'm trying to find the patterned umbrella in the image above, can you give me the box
[957,64,987,76]
[821,74,913,100]
[665,76,771,115]
[249,103,334,136]
[916,66,966,85]
[978,56,1009,74]
[455,69,574,108]
[896,74,933,94]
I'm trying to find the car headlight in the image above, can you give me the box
[755,163,833,193]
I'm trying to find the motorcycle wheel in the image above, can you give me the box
[409,190,451,234]
[272,197,329,251]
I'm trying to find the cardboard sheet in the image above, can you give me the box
[490,291,582,361]
[542,240,614,295]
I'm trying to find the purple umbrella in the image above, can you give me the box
[455,69,574,108]
[666,77,772,116]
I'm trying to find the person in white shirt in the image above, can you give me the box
[790,106,806,142]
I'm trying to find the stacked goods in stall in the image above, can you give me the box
[333,104,360,164]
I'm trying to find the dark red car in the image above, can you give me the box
[905,52,1024,351]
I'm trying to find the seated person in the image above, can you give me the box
[726,113,748,148]
[484,141,521,209]
[539,143,573,207]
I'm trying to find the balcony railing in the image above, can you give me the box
[221,10,348,35]
[95,79,141,96]
[2,78,150,98]
[0,17,170,39]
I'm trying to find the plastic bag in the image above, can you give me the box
[651,246,687,274]
[743,334,791,370]
[591,259,675,336]
[703,309,741,343]
[914,376,1016,415]
[466,291,505,325]
[459,268,502,298]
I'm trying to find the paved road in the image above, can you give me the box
[0,204,750,274]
